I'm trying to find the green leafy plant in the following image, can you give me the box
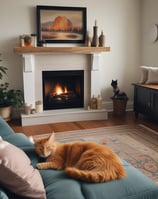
[0,54,24,108]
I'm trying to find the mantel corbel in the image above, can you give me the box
[91,53,101,71]
[22,54,34,72]
[22,54,35,107]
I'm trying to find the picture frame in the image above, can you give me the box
[36,5,87,44]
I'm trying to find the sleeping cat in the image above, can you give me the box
[33,133,126,183]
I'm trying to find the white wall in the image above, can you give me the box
[0,0,141,105]
[141,0,158,66]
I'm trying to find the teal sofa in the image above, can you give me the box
[0,117,158,199]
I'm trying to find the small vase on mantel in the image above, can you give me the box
[85,31,91,47]
[99,30,105,47]
[91,20,99,47]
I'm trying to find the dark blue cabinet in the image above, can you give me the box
[133,83,158,121]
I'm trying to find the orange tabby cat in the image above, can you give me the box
[34,133,126,183]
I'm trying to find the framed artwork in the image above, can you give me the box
[36,5,87,44]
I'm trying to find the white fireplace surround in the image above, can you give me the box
[16,47,110,126]
[23,53,101,108]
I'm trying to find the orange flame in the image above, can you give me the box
[54,84,68,95]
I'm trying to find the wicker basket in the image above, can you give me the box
[112,98,128,116]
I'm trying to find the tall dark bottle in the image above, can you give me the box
[91,20,98,47]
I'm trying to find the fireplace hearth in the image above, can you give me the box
[42,70,84,110]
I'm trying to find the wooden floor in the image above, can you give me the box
[8,111,158,137]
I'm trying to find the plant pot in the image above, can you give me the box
[0,106,12,121]
[112,98,128,116]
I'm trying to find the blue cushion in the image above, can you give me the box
[40,170,85,199]
[81,161,158,199]
[4,133,33,148]
[0,117,14,138]
[39,161,158,199]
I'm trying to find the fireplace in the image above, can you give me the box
[42,70,84,110]
[16,51,109,126]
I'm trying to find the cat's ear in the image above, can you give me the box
[48,132,55,143]
[29,136,35,144]
[31,136,40,144]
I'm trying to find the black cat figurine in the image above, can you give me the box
[111,80,128,99]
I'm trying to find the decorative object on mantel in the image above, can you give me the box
[31,33,37,47]
[23,35,32,47]
[99,30,105,47]
[110,80,128,116]
[85,31,91,47]
[19,35,25,47]
[20,34,32,47]
[91,20,99,47]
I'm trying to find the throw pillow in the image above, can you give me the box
[139,66,149,83]
[0,136,46,199]
[145,67,158,84]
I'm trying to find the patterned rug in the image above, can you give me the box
[34,124,158,183]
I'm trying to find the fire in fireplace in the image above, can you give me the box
[42,70,84,110]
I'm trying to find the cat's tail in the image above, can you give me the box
[65,166,126,183]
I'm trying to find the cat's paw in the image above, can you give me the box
[36,163,43,169]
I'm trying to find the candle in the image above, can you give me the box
[95,19,97,26]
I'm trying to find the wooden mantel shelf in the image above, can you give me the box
[14,46,110,55]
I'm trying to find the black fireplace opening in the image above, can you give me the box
[42,70,84,110]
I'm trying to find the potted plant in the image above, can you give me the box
[0,54,24,120]
[23,35,32,47]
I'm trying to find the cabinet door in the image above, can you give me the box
[152,91,158,119]
[134,86,151,115]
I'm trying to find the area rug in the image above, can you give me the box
[34,124,158,183]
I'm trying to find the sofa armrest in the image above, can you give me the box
[4,133,33,148]
[0,117,15,138]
